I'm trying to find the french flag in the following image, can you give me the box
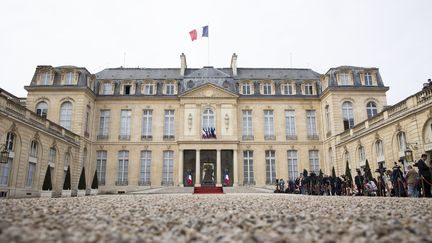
[189,26,209,41]
[186,172,193,185]
[224,172,230,185]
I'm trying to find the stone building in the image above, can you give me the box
[1,53,431,196]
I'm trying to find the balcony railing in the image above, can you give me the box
[264,135,276,140]
[242,135,254,141]
[118,135,130,141]
[138,180,151,186]
[97,135,109,140]
[163,135,175,141]
[286,135,297,140]
[307,134,319,140]
[115,180,128,186]
[141,135,153,141]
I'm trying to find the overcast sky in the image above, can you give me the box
[1,0,431,105]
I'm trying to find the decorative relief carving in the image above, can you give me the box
[375,132,381,140]
[224,114,229,131]
[33,132,40,141]
[188,113,193,131]
[9,123,17,132]
[396,123,402,131]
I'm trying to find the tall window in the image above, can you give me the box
[376,140,384,161]
[398,132,407,152]
[98,110,110,138]
[96,151,107,185]
[142,109,153,138]
[342,101,354,130]
[283,83,293,95]
[85,106,91,134]
[325,105,331,134]
[366,102,378,119]
[309,150,320,174]
[140,151,152,185]
[263,83,272,95]
[242,83,251,95]
[339,73,350,85]
[328,148,334,169]
[118,151,129,185]
[102,83,111,95]
[40,72,51,85]
[285,110,296,138]
[242,110,253,138]
[358,146,366,162]
[36,102,48,118]
[59,101,73,129]
[364,72,373,86]
[164,110,175,138]
[287,150,298,181]
[48,147,56,183]
[63,153,70,182]
[304,83,313,95]
[0,133,15,186]
[65,72,74,85]
[166,83,175,95]
[202,109,215,129]
[145,83,154,95]
[27,141,38,187]
[120,110,131,139]
[243,151,254,185]
[264,110,274,139]
[162,151,174,185]
[265,150,276,185]
[306,110,317,138]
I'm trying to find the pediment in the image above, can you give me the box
[180,83,238,98]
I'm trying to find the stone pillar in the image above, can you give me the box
[233,149,238,186]
[178,149,184,187]
[195,149,200,186]
[216,149,222,186]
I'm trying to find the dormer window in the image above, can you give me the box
[145,83,154,95]
[304,83,313,95]
[339,73,350,85]
[64,72,74,85]
[102,83,112,95]
[282,83,293,95]
[364,72,373,86]
[166,83,175,95]
[263,83,272,95]
[39,72,51,85]
[241,82,252,95]
[124,85,131,95]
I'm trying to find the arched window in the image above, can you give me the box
[26,140,38,187]
[63,153,70,182]
[397,132,407,152]
[366,102,378,119]
[342,101,354,130]
[375,140,384,161]
[59,102,73,129]
[29,140,38,157]
[328,147,334,170]
[1,132,15,186]
[36,102,48,118]
[202,109,215,129]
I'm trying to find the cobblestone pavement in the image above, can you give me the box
[0,194,431,242]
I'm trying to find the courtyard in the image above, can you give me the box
[0,189,431,242]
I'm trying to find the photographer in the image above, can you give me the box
[414,154,432,197]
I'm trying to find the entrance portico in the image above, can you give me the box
[178,145,238,187]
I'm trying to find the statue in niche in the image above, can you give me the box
[202,163,215,185]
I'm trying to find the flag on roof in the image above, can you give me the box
[189,26,209,41]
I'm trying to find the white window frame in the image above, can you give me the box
[36,102,48,118]
[325,105,331,133]
[287,150,298,180]
[306,110,317,137]
[243,150,254,185]
[140,150,152,184]
[162,151,174,185]
[99,110,110,137]
[40,72,51,85]
[65,72,74,85]
[264,110,274,138]
[285,110,296,137]
[59,102,73,129]
[166,83,175,95]
[263,83,272,95]
[265,150,276,185]
[366,102,378,119]
[202,109,215,130]
[364,72,373,86]
[145,83,154,95]
[120,110,132,137]
[242,83,251,95]
[242,110,253,137]
[103,83,112,95]
[118,151,129,184]
[304,83,313,95]
[142,109,153,137]
[309,150,320,174]
[342,102,354,129]
[164,110,175,137]
[339,73,350,85]
[96,151,107,185]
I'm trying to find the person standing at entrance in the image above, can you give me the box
[405,165,419,198]
[414,154,432,197]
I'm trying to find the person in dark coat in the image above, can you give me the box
[391,162,406,197]
[354,169,364,196]
[414,154,432,197]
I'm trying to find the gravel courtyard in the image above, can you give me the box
[0,193,431,243]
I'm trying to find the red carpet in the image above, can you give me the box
[193,186,224,194]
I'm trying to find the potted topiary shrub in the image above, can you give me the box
[90,170,98,195]
[61,166,71,197]
[77,167,86,197]
[41,165,53,198]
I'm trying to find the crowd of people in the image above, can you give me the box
[274,154,432,198]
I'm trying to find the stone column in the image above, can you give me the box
[216,149,222,186]
[178,149,184,187]
[233,149,238,186]
[195,149,200,186]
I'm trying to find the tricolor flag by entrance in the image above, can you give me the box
[189,26,209,41]
[224,171,230,185]
[186,171,193,185]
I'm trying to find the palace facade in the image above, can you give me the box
[1,53,431,197]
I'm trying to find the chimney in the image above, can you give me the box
[180,53,187,76]
[230,53,238,76]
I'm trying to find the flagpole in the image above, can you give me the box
[207,23,210,66]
